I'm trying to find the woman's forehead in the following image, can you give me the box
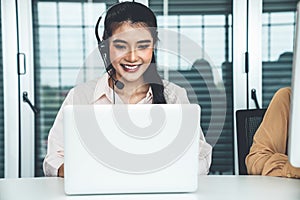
[111,22,153,41]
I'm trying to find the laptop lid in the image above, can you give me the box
[288,1,300,168]
[63,104,200,195]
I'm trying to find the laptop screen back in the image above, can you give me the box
[288,1,300,168]
[64,104,200,195]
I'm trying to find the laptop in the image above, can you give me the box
[64,104,200,195]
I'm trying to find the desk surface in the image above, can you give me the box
[1,175,300,200]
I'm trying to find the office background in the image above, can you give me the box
[0,0,298,178]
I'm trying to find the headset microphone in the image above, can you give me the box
[109,72,125,90]
[95,15,124,90]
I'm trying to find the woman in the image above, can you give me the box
[246,87,300,178]
[43,2,212,177]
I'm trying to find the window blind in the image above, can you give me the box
[262,56,293,107]
[263,0,298,12]
[262,0,298,108]
[150,0,232,15]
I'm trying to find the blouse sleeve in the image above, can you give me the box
[43,89,75,176]
[198,128,212,175]
[246,87,300,178]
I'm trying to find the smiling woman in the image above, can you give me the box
[42,1,212,178]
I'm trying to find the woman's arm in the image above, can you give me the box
[198,129,212,175]
[246,87,300,178]
[43,89,74,177]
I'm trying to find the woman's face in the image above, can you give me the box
[109,22,154,84]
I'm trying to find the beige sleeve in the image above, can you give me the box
[246,87,300,178]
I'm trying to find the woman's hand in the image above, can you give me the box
[58,164,64,177]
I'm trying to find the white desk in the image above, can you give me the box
[1,175,300,200]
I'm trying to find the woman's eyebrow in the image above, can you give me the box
[137,40,152,44]
[112,39,127,44]
[112,39,152,44]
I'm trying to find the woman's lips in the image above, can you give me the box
[121,64,141,72]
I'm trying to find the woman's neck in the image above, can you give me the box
[109,77,150,104]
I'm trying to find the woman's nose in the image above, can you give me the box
[125,49,138,62]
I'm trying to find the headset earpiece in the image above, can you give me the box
[94,5,125,91]
[95,15,113,73]
[98,39,112,72]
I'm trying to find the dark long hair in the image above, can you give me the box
[103,2,166,104]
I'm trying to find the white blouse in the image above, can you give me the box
[43,73,212,176]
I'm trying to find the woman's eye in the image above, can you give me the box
[114,45,126,50]
[138,45,150,49]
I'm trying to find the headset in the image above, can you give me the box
[95,12,124,90]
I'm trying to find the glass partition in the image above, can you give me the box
[262,0,298,107]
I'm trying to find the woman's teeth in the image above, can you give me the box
[122,64,139,70]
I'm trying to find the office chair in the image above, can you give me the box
[236,108,266,175]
